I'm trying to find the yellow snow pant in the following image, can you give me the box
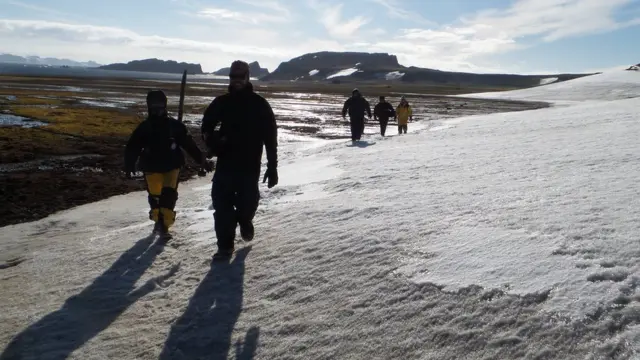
[145,169,180,228]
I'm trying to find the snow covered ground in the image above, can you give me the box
[2,70,640,359]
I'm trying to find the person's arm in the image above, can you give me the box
[201,99,224,157]
[201,100,219,140]
[342,98,351,118]
[177,122,204,163]
[409,106,413,121]
[262,99,278,168]
[124,123,144,173]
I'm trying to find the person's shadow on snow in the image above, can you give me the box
[159,247,258,360]
[0,234,173,360]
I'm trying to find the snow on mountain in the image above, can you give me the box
[385,71,405,80]
[326,67,359,79]
[2,71,640,358]
[539,77,558,85]
[308,69,319,76]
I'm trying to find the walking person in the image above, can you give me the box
[201,60,279,260]
[342,88,372,144]
[373,95,395,136]
[124,90,210,239]
[395,96,413,134]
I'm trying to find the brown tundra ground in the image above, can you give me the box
[0,75,548,226]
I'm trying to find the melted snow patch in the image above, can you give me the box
[539,77,558,85]
[386,71,405,80]
[309,69,319,76]
[326,68,358,79]
[0,114,46,128]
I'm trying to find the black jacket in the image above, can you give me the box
[124,115,203,173]
[374,102,395,119]
[201,83,277,175]
[342,96,372,119]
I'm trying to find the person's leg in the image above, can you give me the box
[403,125,408,134]
[398,125,402,135]
[235,173,260,241]
[144,173,163,225]
[349,118,357,142]
[354,117,363,141]
[380,118,388,136]
[211,171,237,252]
[159,168,180,229]
[359,117,365,140]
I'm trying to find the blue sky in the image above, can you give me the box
[0,0,639,74]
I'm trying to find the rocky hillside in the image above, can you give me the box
[260,51,591,88]
[99,59,203,74]
[213,61,269,78]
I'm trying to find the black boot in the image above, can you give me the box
[240,221,254,242]
[213,247,235,261]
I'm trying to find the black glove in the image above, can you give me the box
[262,164,278,189]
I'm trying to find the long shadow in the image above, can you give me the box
[159,247,257,360]
[0,234,173,360]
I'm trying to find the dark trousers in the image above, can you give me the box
[379,118,389,136]
[349,116,365,141]
[398,124,407,134]
[211,170,260,250]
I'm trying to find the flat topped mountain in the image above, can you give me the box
[99,59,203,74]
[260,51,592,88]
[213,61,269,78]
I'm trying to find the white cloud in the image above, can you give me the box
[0,19,348,71]
[368,0,436,25]
[0,0,638,74]
[308,0,370,39]
[365,0,640,72]
[194,0,292,25]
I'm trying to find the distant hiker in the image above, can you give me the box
[201,60,278,260]
[395,96,413,134]
[373,95,395,136]
[342,88,372,143]
[124,90,210,239]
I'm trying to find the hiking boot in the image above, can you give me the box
[213,247,235,261]
[239,221,254,242]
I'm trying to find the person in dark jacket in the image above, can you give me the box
[373,95,395,136]
[201,60,278,260]
[342,88,371,143]
[124,90,209,238]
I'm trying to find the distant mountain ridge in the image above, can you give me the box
[213,61,270,78]
[261,51,593,88]
[99,58,204,75]
[0,53,100,67]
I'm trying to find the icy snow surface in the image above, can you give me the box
[461,70,640,103]
[2,70,640,359]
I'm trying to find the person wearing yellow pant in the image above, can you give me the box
[125,90,209,239]
[395,96,413,134]
[144,169,180,230]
